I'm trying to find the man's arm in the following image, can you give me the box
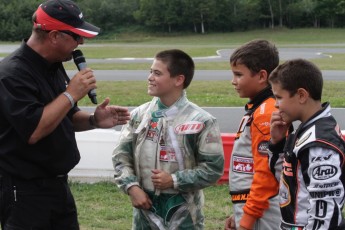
[28,92,75,144]
[29,68,97,144]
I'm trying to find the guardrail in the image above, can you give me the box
[70,129,118,183]
[70,129,345,186]
[218,133,235,184]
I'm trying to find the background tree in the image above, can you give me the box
[315,0,341,27]
[133,0,165,31]
[0,0,41,41]
[1,0,344,41]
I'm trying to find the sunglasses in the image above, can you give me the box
[59,30,83,42]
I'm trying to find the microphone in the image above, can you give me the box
[72,49,97,104]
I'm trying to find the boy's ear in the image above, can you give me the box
[297,88,309,103]
[175,74,185,87]
[258,69,268,83]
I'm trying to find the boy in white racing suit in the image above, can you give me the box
[112,49,224,229]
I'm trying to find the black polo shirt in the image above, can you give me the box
[0,40,81,179]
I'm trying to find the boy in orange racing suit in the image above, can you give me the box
[225,39,281,230]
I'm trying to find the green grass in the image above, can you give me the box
[70,181,230,230]
[65,55,345,71]
[63,52,345,71]
[63,60,233,71]
[76,80,345,108]
[309,54,345,70]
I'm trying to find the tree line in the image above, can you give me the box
[1,0,344,41]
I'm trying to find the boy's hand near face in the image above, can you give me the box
[270,111,290,144]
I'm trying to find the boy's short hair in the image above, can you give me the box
[269,59,323,100]
[230,39,279,76]
[155,49,194,89]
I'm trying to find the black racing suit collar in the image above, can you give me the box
[295,102,330,135]
[245,86,274,114]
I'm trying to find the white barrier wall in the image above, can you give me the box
[70,129,345,183]
[69,129,120,182]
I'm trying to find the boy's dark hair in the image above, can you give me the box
[269,59,323,100]
[230,39,279,76]
[155,49,194,89]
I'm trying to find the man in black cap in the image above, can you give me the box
[0,0,130,229]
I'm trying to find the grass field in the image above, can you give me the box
[70,181,230,230]
[76,80,345,108]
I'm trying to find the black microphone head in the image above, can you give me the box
[72,49,86,65]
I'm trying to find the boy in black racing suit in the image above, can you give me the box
[268,59,345,230]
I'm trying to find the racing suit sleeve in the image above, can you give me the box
[301,147,344,230]
[268,138,285,182]
[172,118,225,192]
[240,107,280,229]
[112,110,140,194]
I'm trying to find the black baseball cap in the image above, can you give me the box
[34,0,100,38]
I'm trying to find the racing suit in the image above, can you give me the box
[268,102,345,230]
[229,87,281,229]
[113,92,224,230]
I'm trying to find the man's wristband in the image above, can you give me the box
[89,113,97,128]
[63,92,74,108]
